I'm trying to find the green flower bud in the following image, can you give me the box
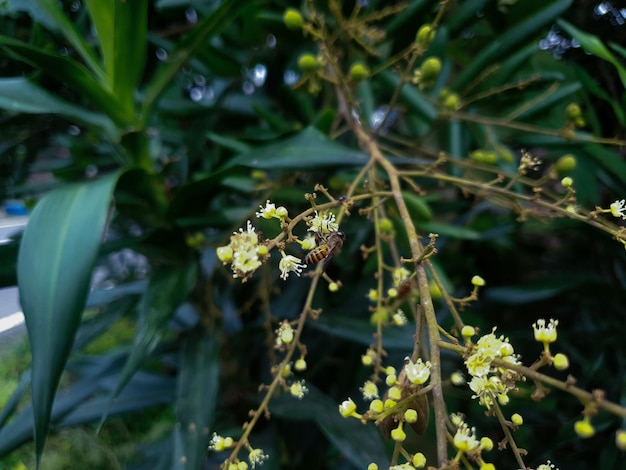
[555,154,576,173]
[470,150,496,164]
[297,53,320,72]
[378,217,394,234]
[349,62,370,81]
[419,57,442,80]
[566,102,582,120]
[415,24,435,48]
[442,92,460,111]
[283,8,304,30]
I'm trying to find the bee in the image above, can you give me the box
[305,230,345,270]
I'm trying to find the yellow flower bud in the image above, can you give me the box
[480,436,493,451]
[217,246,233,263]
[369,399,384,413]
[511,413,523,426]
[412,452,427,468]
[388,386,402,401]
[390,423,406,442]
[404,409,418,423]
[574,418,595,438]
[553,353,569,371]
[461,325,476,338]
[471,275,486,286]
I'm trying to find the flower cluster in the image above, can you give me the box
[217,221,268,281]
[217,200,340,282]
[464,327,521,408]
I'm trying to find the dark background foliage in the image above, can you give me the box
[1,0,626,469]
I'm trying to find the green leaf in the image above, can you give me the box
[485,275,592,304]
[584,144,626,182]
[224,126,369,170]
[173,333,220,470]
[83,0,148,117]
[453,0,573,90]
[109,262,198,408]
[9,0,106,82]
[0,77,119,140]
[141,0,253,122]
[574,66,626,125]
[558,19,626,89]
[205,131,252,154]
[59,372,176,427]
[269,385,390,468]
[0,37,131,127]
[17,171,122,466]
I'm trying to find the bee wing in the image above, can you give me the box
[321,251,335,271]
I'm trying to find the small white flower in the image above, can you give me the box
[533,318,558,344]
[360,380,379,400]
[279,253,306,280]
[610,199,626,219]
[248,448,269,468]
[404,357,431,385]
[339,397,357,417]
[256,200,277,219]
[392,309,407,326]
[290,380,308,399]
[453,422,480,452]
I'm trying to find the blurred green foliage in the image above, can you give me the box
[0,1,626,469]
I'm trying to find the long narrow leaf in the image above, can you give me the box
[17,171,121,466]
[173,333,220,469]
[7,0,106,82]
[557,19,626,89]
[0,77,119,140]
[0,38,131,127]
[453,0,573,90]
[84,0,148,117]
